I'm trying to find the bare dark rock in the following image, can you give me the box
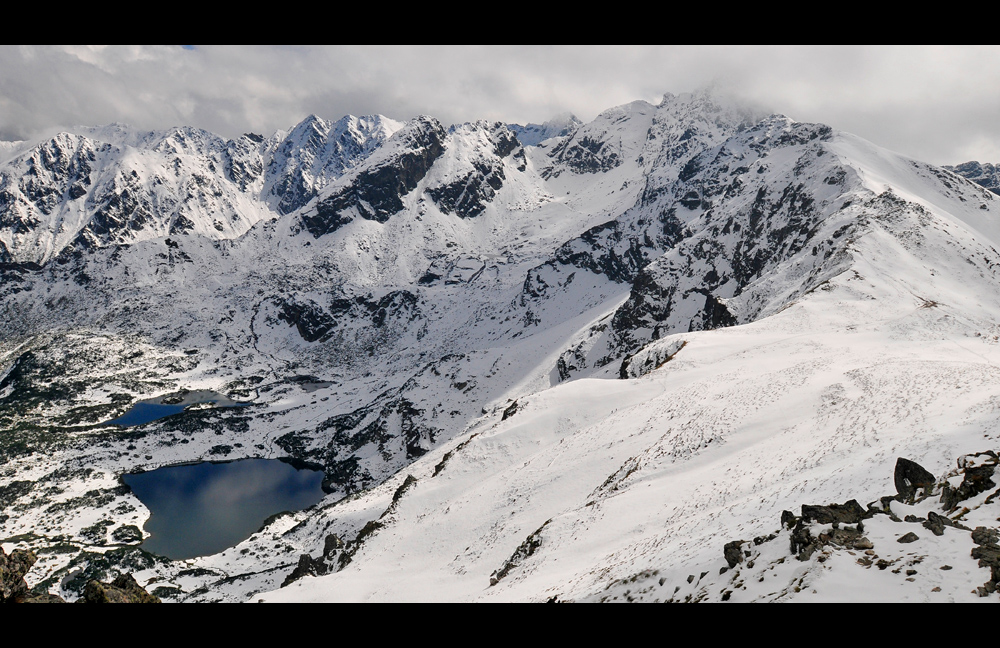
[942,453,998,510]
[281,553,321,588]
[20,592,67,603]
[800,500,867,525]
[723,540,745,568]
[302,117,447,237]
[490,520,550,586]
[970,525,1000,596]
[897,532,919,544]
[894,457,936,501]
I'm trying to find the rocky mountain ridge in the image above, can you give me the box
[947,160,1000,195]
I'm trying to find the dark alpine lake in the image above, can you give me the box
[123,458,326,560]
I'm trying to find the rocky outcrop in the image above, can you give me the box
[276,298,339,343]
[1,547,39,602]
[971,526,1000,596]
[81,573,160,603]
[941,451,997,510]
[282,475,420,588]
[490,519,551,586]
[265,114,401,215]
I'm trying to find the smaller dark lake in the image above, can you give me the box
[105,402,188,426]
[123,458,326,560]
[103,389,251,427]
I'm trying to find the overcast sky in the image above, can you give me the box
[1,45,997,166]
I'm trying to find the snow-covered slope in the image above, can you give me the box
[3,90,1000,603]
[266,131,1000,602]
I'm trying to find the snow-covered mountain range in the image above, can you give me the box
[3,89,1000,602]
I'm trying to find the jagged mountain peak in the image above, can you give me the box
[148,125,228,155]
[264,113,405,215]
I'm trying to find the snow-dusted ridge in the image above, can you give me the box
[3,90,1000,602]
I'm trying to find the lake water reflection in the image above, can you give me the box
[123,458,326,560]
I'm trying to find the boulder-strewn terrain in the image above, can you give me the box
[3,89,1000,602]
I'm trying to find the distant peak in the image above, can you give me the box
[507,113,582,147]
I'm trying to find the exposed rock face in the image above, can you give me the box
[282,476,423,588]
[490,520,550,586]
[265,114,402,215]
[800,500,867,525]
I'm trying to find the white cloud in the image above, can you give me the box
[0,45,997,165]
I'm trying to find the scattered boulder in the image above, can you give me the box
[897,532,919,544]
[894,458,936,501]
[723,541,745,568]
